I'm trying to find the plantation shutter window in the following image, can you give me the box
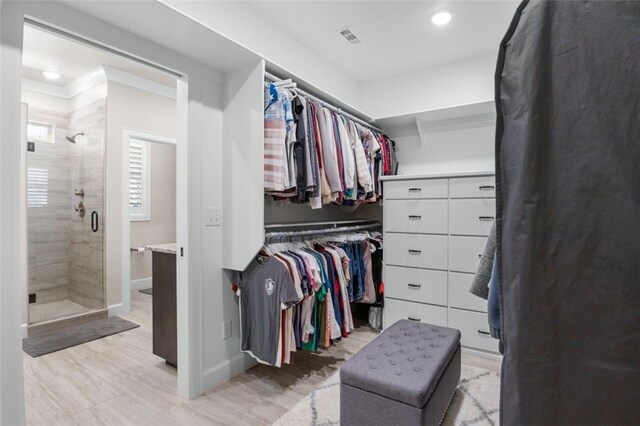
[129,138,150,220]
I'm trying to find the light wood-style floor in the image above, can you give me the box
[23,290,501,425]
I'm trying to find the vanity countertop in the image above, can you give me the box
[145,243,177,255]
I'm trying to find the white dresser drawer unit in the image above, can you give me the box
[384,298,448,329]
[449,176,496,199]
[448,272,488,313]
[385,266,448,306]
[382,174,498,355]
[385,233,448,270]
[384,178,448,200]
[449,198,496,236]
[385,199,448,234]
[449,235,488,274]
[448,308,499,353]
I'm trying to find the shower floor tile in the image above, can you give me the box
[30,300,92,324]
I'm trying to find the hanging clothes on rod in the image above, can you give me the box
[265,71,380,133]
[232,224,383,367]
[264,73,398,209]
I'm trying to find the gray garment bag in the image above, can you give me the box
[469,222,496,300]
[496,1,640,425]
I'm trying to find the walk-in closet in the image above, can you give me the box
[1,1,638,425]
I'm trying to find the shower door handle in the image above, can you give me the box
[91,211,99,232]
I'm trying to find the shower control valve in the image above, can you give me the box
[75,201,86,218]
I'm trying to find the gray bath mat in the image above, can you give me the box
[23,317,139,357]
[139,288,153,295]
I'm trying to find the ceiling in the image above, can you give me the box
[21,2,520,94]
[247,0,520,82]
[22,25,176,88]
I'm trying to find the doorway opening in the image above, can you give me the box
[123,130,177,366]
[20,18,183,407]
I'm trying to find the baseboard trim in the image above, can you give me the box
[130,277,152,290]
[202,352,258,394]
[108,302,127,317]
[21,323,28,339]
[462,346,503,361]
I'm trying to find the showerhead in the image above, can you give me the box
[66,132,84,144]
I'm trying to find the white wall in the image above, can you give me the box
[106,81,176,307]
[202,64,261,390]
[162,0,362,109]
[0,1,27,424]
[361,54,497,176]
[361,54,496,119]
[21,89,69,113]
[130,142,176,281]
[222,61,264,272]
[391,124,495,176]
[68,80,107,112]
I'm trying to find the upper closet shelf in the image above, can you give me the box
[376,100,496,147]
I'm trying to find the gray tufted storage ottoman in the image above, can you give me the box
[340,320,461,426]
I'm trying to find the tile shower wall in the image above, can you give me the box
[26,98,106,313]
[27,107,73,305]
[68,99,106,310]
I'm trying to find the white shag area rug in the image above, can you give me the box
[273,365,500,426]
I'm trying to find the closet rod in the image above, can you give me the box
[265,222,381,240]
[264,71,383,133]
[264,219,380,229]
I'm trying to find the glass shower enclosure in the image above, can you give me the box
[25,99,106,329]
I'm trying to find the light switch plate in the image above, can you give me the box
[205,207,222,226]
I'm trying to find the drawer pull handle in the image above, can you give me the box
[479,216,495,221]
[408,316,421,322]
[408,249,422,255]
[408,187,422,192]
[479,185,495,190]
[408,283,422,289]
[478,330,491,336]
[408,215,422,220]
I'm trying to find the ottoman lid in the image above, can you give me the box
[340,320,461,409]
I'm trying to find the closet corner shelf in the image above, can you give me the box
[380,171,495,181]
[376,100,496,146]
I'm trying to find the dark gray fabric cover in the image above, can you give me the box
[340,320,460,408]
[341,347,461,426]
[469,222,496,300]
[495,1,640,424]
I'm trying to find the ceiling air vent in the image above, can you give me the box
[338,28,362,45]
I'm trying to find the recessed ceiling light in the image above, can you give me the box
[431,11,453,26]
[42,71,61,81]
